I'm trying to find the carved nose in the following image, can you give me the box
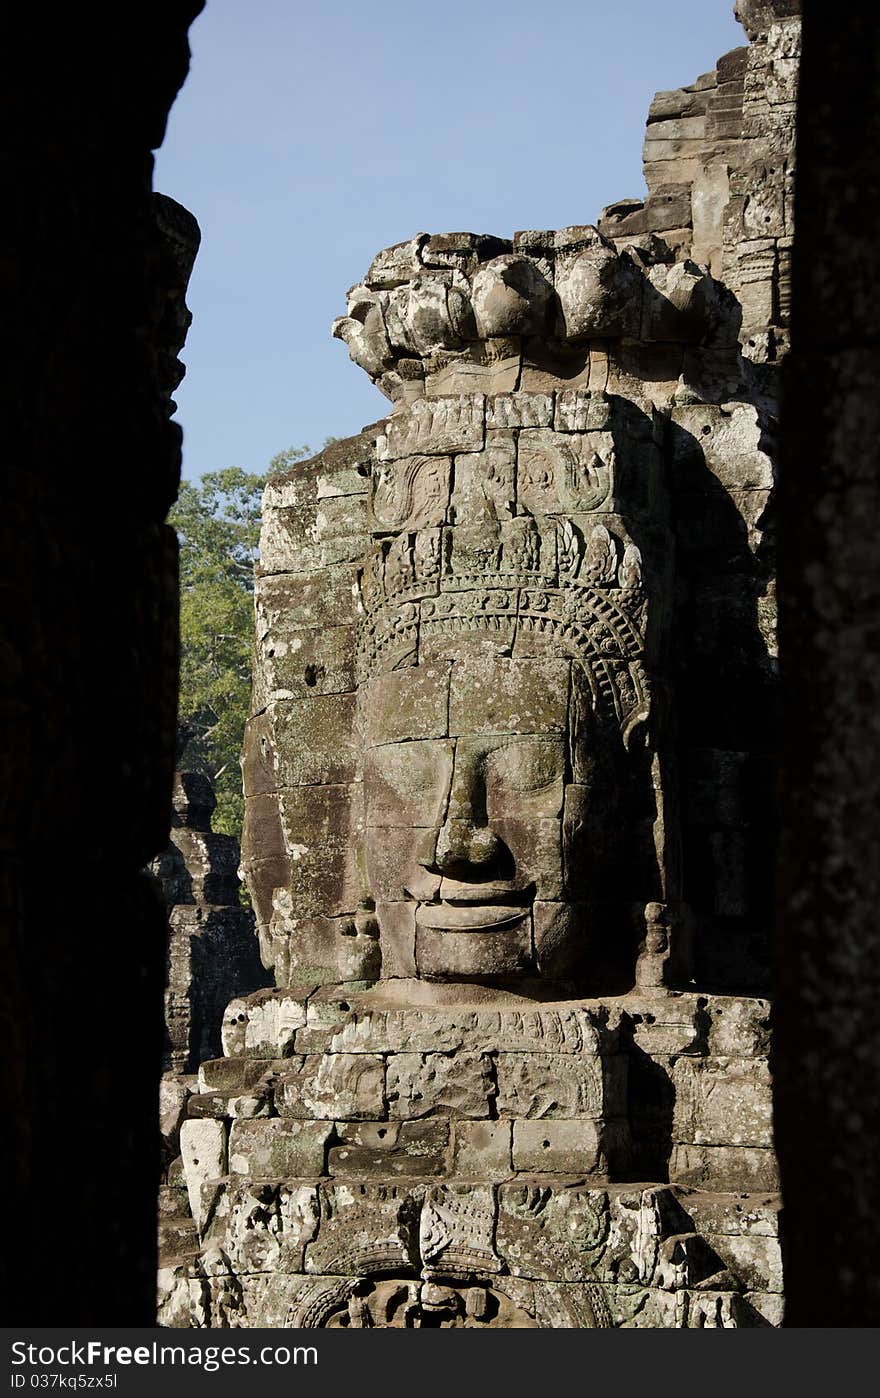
[421,746,504,877]
[432,819,502,875]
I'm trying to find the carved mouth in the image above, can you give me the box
[415,903,529,932]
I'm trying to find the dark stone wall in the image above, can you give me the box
[776,3,880,1326]
[0,3,203,1322]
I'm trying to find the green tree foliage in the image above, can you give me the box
[170,447,311,836]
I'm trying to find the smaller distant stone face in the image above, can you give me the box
[734,1,800,42]
[152,772,269,1073]
[152,193,201,417]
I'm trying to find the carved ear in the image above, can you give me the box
[391,649,418,672]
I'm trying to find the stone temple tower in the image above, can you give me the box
[159,2,798,1327]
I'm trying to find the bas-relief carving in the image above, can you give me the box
[318,1278,540,1329]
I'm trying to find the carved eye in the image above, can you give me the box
[485,738,565,808]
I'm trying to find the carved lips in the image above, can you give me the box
[415,902,530,933]
[414,879,534,934]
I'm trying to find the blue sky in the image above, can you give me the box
[155,1,745,482]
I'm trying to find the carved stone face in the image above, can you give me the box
[359,650,621,983]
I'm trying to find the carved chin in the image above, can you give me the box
[414,907,534,980]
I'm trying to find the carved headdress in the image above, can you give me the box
[338,226,705,740]
[355,388,654,743]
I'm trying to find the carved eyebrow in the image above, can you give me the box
[484,739,564,787]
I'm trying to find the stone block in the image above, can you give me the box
[359,664,451,746]
[670,403,774,492]
[271,695,358,787]
[197,1057,284,1094]
[315,459,370,501]
[490,817,562,898]
[220,987,310,1058]
[377,395,485,459]
[277,785,361,918]
[362,829,432,903]
[227,1119,331,1178]
[452,1121,513,1177]
[648,86,712,122]
[497,1183,762,1298]
[261,623,357,701]
[415,922,533,980]
[313,493,369,545]
[707,997,772,1056]
[495,1052,615,1119]
[482,735,566,820]
[448,655,570,735]
[518,359,591,397]
[554,389,613,433]
[644,115,707,143]
[293,1026,336,1054]
[471,255,553,339]
[159,1075,192,1149]
[276,1053,386,1121]
[517,428,615,515]
[625,995,704,1055]
[241,714,279,799]
[532,902,590,980]
[329,1120,449,1177]
[386,1052,495,1119]
[643,135,706,163]
[496,1184,611,1282]
[428,354,523,402]
[512,1119,603,1174]
[305,985,364,1028]
[257,505,315,574]
[641,262,710,343]
[487,392,554,430]
[254,567,359,633]
[703,1231,783,1293]
[259,504,367,576]
[329,1001,621,1056]
[179,1119,227,1229]
[282,914,379,988]
[671,1056,773,1147]
[420,1183,500,1275]
[744,1292,784,1327]
[363,740,454,827]
[368,454,452,533]
[669,1144,779,1192]
[186,1091,272,1121]
[452,431,516,522]
[375,901,417,978]
[643,157,701,188]
[680,1188,779,1239]
[158,1215,199,1264]
[240,808,288,912]
[202,1180,320,1275]
[624,1289,747,1328]
[305,1181,423,1276]
[157,1268,209,1329]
